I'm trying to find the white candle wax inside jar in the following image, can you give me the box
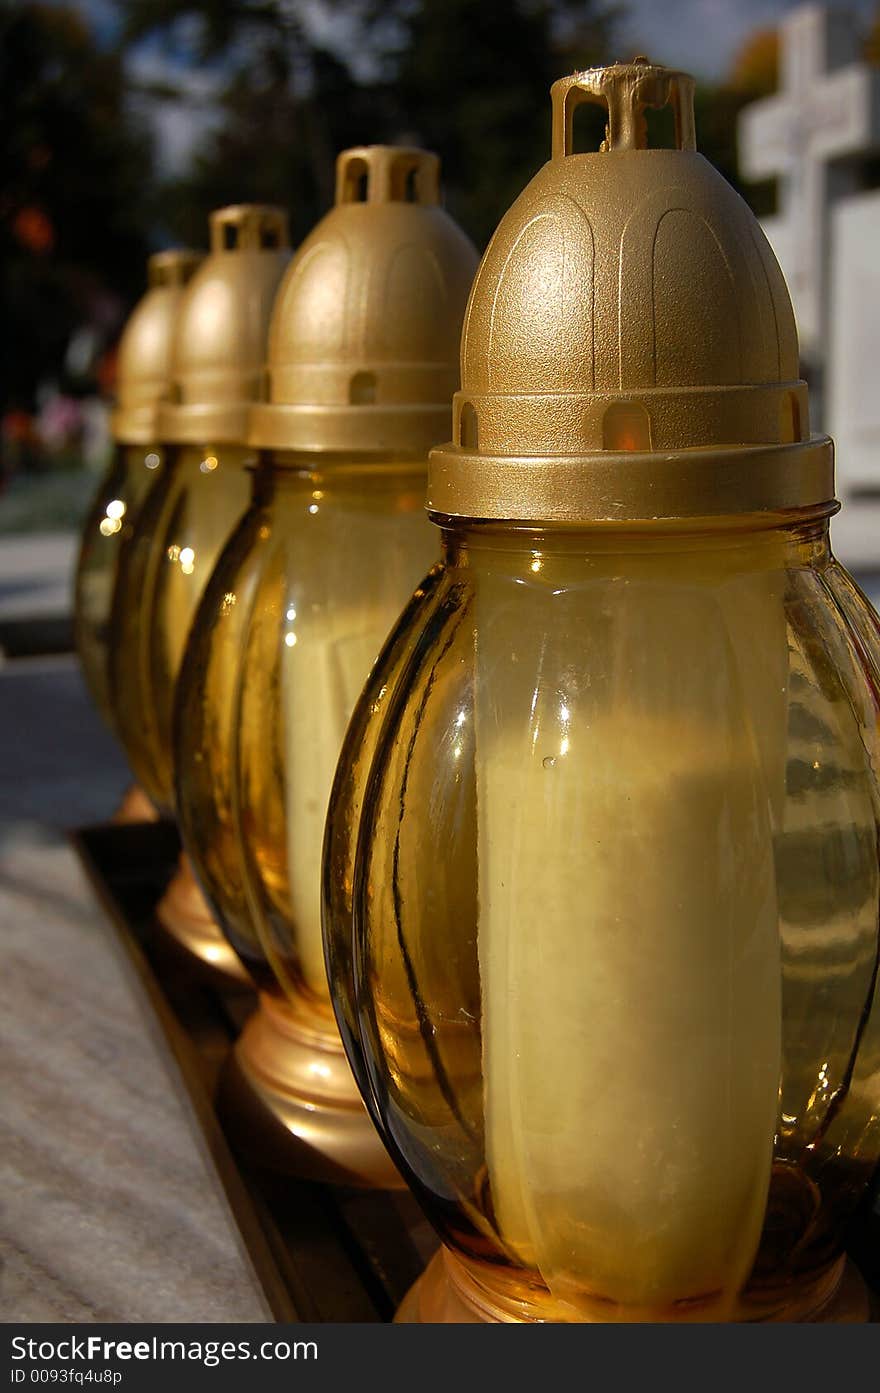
[282,615,391,999]
[276,478,437,1003]
[475,548,788,1318]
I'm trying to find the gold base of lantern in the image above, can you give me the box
[114,782,159,824]
[217,988,403,1189]
[155,851,252,988]
[396,1249,872,1324]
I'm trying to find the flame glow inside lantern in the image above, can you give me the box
[173,147,479,1184]
[74,249,202,730]
[322,63,880,1320]
[108,206,290,814]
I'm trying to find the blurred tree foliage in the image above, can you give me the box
[0,3,153,412]
[695,42,779,218]
[122,0,388,247]
[361,0,618,243]
[729,27,779,94]
[122,0,619,249]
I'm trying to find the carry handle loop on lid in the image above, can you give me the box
[551,59,697,158]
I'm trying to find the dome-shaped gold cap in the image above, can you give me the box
[249,147,479,457]
[429,60,835,525]
[111,249,203,446]
[158,205,291,446]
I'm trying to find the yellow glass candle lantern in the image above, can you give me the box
[109,206,290,978]
[74,249,202,735]
[323,62,880,1319]
[173,147,478,1183]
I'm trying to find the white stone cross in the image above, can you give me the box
[738,3,880,356]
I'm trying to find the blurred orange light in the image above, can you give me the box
[13,206,55,254]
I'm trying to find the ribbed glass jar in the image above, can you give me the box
[74,442,165,728]
[175,456,437,1001]
[325,516,880,1322]
[109,442,252,811]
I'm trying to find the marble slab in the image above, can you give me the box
[0,655,271,1322]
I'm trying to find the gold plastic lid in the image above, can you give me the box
[428,59,835,525]
[111,249,203,446]
[248,146,479,458]
[158,205,291,447]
